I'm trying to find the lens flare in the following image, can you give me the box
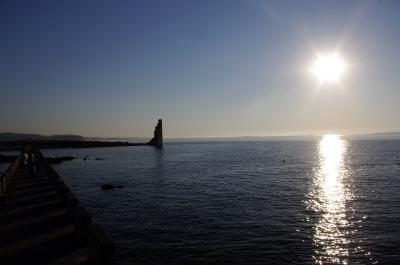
[311,54,347,83]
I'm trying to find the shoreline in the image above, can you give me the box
[0,140,149,151]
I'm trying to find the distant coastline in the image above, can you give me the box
[0,133,149,151]
[0,131,399,151]
[0,140,148,151]
[0,132,85,141]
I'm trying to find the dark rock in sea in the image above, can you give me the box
[0,154,17,163]
[102,184,115,190]
[82,156,105,161]
[101,184,125,190]
[282,159,286,163]
[47,156,76,164]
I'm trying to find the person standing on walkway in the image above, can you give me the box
[27,145,35,178]
[23,148,28,174]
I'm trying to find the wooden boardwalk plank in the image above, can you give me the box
[1,191,57,205]
[48,248,88,265]
[0,199,61,218]
[0,146,114,265]
[0,209,67,233]
[0,224,75,259]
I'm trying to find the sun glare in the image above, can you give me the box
[311,53,347,83]
[308,134,354,263]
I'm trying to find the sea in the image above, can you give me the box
[2,136,400,264]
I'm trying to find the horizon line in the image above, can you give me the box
[2,130,400,140]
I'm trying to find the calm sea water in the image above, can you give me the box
[0,151,18,174]
[34,137,400,264]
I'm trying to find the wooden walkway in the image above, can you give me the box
[0,147,114,265]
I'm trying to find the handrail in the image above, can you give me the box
[1,145,115,264]
[0,150,24,196]
[32,146,116,265]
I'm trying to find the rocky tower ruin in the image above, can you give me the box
[148,119,163,147]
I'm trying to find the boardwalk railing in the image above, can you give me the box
[1,146,116,265]
[0,150,23,196]
[34,147,116,265]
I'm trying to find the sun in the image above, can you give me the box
[311,53,347,83]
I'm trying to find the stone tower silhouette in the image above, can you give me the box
[148,119,163,147]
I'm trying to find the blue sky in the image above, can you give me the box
[0,0,399,137]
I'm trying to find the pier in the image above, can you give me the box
[0,146,115,265]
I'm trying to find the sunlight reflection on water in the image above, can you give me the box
[310,135,353,264]
[39,139,400,264]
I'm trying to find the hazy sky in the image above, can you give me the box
[1,0,399,138]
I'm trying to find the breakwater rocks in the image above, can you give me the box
[48,156,107,164]
[0,119,163,151]
[0,140,148,151]
[83,156,105,161]
[47,156,76,164]
[1,154,109,164]
[1,155,77,164]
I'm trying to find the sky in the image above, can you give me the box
[0,0,399,138]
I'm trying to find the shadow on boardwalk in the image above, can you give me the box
[0,147,114,265]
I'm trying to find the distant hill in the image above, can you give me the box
[346,131,400,140]
[0,132,84,141]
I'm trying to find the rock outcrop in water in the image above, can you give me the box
[1,154,76,164]
[47,156,76,164]
[147,119,163,147]
[101,184,126,190]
